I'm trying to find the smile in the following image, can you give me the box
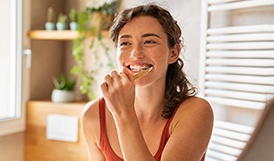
[127,65,153,72]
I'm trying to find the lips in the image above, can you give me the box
[127,64,153,72]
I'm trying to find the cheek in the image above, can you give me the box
[153,50,170,64]
[156,53,171,70]
[159,57,170,69]
[117,48,126,67]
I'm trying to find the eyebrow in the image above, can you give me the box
[118,33,162,39]
[142,33,161,39]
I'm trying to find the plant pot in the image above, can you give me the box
[45,22,55,30]
[51,89,75,103]
[56,22,67,31]
[70,22,78,31]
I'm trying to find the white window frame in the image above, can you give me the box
[0,0,26,136]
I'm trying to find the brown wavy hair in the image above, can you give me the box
[109,3,197,118]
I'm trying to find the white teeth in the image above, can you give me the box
[129,65,151,72]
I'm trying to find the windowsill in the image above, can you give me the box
[0,117,25,136]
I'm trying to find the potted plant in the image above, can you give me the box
[69,8,78,31]
[87,1,117,32]
[51,74,76,103]
[71,0,120,100]
[45,7,55,30]
[56,13,67,30]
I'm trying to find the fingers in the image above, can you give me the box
[121,67,135,82]
[104,70,120,84]
[110,70,120,80]
[106,70,133,83]
[100,69,136,110]
[100,82,108,94]
[102,70,128,90]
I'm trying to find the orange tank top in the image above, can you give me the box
[98,98,206,161]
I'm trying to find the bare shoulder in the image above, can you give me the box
[182,96,212,108]
[163,97,214,160]
[81,99,101,125]
[162,97,213,161]
[81,99,101,145]
[171,96,214,132]
[82,99,100,121]
[177,96,213,118]
[81,99,106,160]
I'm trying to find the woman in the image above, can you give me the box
[82,3,213,161]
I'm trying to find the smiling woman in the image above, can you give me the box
[81,3,213,161]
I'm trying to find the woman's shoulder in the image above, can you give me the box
[82,99,100,119]
[171,96,214,129]
[166,96,213,160]
[81,98,102,145]
[81,98,102,131]
[177,96,213,115]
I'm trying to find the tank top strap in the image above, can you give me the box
[154,106,180,160]
[99,97,107,147]
[99,97,124,161]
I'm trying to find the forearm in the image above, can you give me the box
[113,111,156,161]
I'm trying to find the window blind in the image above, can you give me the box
[200,0,274,160]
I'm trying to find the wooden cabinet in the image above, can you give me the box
[24,101,88,161]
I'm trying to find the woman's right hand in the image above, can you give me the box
[100,68,136,117]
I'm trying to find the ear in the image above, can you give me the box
[168,44,180,64]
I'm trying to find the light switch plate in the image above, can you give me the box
[46,114,78,142]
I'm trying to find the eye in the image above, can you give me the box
[119,41,131,47]
[144,40,156,44]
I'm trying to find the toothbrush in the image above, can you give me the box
[133,67,152,80]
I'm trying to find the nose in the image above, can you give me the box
[130,44,145,60]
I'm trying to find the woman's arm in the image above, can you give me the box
[161,97,214,161]
[81,101,106,161]
[101,71,156,161]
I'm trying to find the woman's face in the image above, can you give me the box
[117,16,178,85]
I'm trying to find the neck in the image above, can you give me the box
[134,82,166,122]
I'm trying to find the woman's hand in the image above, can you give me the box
[100,68,136,116]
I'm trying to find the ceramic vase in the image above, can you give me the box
[51,89,75,103]
[56,22,67,31]
[70,22,78,31]
[45,22,55,30]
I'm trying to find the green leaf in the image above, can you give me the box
[52,74,76,91]
[97,32,102,40]
[70,66,80,74]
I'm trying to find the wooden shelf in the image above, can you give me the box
[28,30,109,40]
[28,30,79,40]
[27,100,87,109]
